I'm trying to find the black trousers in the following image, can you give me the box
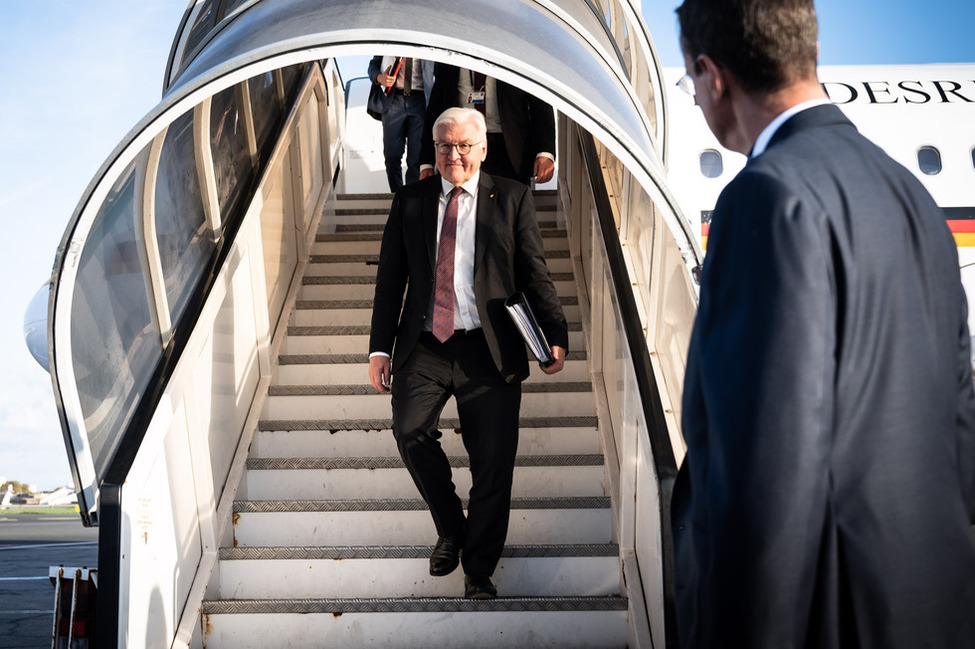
[391,330,521,577]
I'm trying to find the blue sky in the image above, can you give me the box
[0,0,971,490]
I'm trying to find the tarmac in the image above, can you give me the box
[0,514,98,649]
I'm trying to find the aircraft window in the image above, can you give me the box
[154,110,215,326]
[72,149,161,479]
[699,150,723,178]
[210,84,256,226]
[917,146,942,175]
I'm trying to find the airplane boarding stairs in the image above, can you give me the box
[201,191,631,647]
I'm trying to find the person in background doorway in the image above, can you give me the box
[367,55,435,191]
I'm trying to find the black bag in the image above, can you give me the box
[366,82,384,121]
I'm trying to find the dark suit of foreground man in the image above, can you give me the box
[673,0,975,647]
[368,107,568,599]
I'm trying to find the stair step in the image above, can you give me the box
[272,358,591,384]
[245,455,603,469]
[316,229,567,243]
[219,543,618,560]
[257,415,598,432]
[265,381,592,395]
[309,249,569,265]
[217,545,620,599]
[261,387,594,420]
[278,329,586,355]
[333,217,561,232]
[232,497,612,546]
[301,272,575,284]
[304,254,573,276]
[242,455,605,500]
[275,351,586,364]
[201,602,627,649]
[312,233,568,255]
[297,279,577,301]
[289,303,581,327]
[251,426,600,458]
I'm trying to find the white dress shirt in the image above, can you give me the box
[750,98,832,158]
[427,174,481,331]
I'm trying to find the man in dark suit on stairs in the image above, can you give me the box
[672,0,975,647]
[368,107,568,599]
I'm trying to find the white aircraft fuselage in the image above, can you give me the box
[665,63,975,326]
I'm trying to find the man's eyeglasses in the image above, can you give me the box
[435,141,482,155]
[676,73,695,97]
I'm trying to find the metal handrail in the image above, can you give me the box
[578,127,680,647]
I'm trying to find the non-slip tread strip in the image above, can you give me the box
[245,454,604,471]
[219,543,619,561]
[295,296,578,310]
[310,250,570,264]
[277,351,586,365]
[202,595,627,614]
[257,416,598,431]
[233,496,610,513]
[285,321,582,336]
[267,382,593,396]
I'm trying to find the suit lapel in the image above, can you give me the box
[474,173,497,280]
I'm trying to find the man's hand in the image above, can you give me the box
[369,355,392,393]
[534,157,555,184]
[376,67,396,89]
[540,345,566,374]
[419,168,435,180]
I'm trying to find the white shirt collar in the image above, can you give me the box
[441,172,480,198]
[750,98,831,158]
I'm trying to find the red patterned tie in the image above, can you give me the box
[433,187,463,342]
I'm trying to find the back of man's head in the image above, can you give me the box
[676,0,819,94]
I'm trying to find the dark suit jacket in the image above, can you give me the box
[674,104,975,648]
[369,173,568,383]
[366,56,435,119]
[419,64,556,180]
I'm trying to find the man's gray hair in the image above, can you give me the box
[433,107,487,141]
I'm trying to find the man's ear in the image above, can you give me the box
[696,54,726,102]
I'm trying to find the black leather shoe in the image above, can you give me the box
[429,534,462,576]
[464,574,497,600]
